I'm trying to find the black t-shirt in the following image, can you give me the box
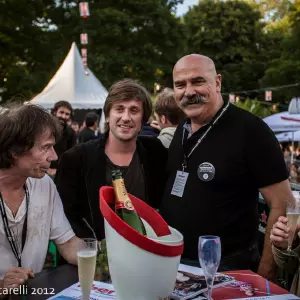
[105,151,146,201]
[160,102,289,260]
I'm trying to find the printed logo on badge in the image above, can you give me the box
[197,162,215,182]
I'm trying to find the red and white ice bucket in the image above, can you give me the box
[99,186,184,300]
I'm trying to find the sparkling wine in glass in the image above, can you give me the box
[198,236,221,300]
[286,198,300,252]
[77,238,98,300]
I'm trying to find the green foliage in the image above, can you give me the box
[0,0,77,102]
[82,0,185,91]
[183,0,266,94]
[0,0,185,103]
[260,0,300,103]
[183,0,300,105]
[234,98,274,118]
[0,0,300,108]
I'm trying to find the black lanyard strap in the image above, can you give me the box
[0,184,29,267]
[181,101,230,171]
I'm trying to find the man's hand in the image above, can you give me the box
[150,120,161,131]
[270,216,300,249]
[2,267,34,289]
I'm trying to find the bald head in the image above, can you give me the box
[172,54,223,125]
[173,54,217,77]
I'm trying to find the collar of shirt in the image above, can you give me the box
[183,120,208,139]
[182,98,230,140]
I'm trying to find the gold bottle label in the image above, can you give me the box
[113,178,134,211]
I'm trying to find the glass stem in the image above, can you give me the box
[206,277,214,300]
[207,285,213,300]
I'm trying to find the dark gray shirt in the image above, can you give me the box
[105,151,146,202]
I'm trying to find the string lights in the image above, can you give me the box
[225,82,300,103]
[79,2,90,75]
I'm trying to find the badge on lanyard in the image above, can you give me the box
[197,162,215,182]
[171,171,189,198]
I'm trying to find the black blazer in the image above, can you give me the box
[55,135,168,240]
[78,127,98,144]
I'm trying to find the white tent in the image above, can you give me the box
[263,111,300,132]
[264,112,300,163]
[276,131,300,143]
[30,42,108,110]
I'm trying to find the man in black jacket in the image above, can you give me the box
[48,101,77,177]
[55,79,167,241]
[78,112,99,144]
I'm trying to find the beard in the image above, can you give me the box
[180,94,207,108]
[58,117,67,125]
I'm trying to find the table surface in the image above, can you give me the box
[21,264,290,300]
[26,264,78,300]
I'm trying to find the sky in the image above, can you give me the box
[176,0,199,16]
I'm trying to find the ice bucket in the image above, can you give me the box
[99,186,184,300]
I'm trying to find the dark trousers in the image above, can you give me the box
[218,242,261,273]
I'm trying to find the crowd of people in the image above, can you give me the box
[282,145,300,184]
[0,53,299,297]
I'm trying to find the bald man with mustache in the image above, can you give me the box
[159,54,292,280]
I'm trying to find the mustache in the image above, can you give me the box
[180,94,206,108]
[58,117,67,123]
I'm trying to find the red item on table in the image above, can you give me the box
[209,270,289,299]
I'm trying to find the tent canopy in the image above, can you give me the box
[30,42,108,109]
[263,111,300,132]
[276,131,300,143]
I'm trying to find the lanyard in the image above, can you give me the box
[0,184,29,267]
[181,101,230,171]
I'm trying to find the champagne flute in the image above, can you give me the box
[286,199,300,252]
[198,236,221,300]
[77,238,98,300]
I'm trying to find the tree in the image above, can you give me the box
[247,0,294,22]
[0,0,78,103]
[183,0,266,95]
[0,0,184,103]
[79,0,185,91]
[259,0,300,103]
[234,98,275,118]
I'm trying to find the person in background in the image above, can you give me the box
[55,79,167,242]
[283,147,292,171]
[0,104,79,294]
[295,147,300,161]
[270,215,300,295]
[290,145,295,156]
[47,101,77,177]
[71,121,80,136]
[160,54,292,280]
[151,88,185,148]
[79,121,86,133]
[290,163,300,183]
[139,117,160,137]
[78,112,100,144]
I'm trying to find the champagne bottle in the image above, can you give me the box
[112,169,147,236]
